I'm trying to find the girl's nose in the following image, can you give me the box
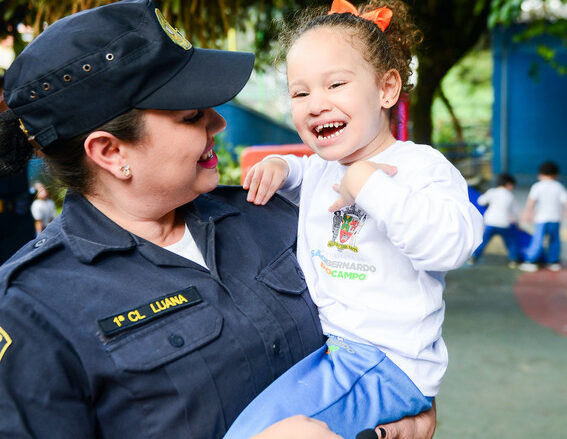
[308,90,331,115]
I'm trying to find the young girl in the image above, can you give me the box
[227,1,483,437]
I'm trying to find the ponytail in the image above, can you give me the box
[0,109,35,177]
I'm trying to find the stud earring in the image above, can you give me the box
[120,164,131,177]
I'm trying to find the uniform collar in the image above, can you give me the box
[61,191,240,264]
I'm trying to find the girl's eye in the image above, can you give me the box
[330,82,346,89]
[291,91,309,98]
[183,110,204,123]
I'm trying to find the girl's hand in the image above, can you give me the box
[329,161,397,212]
[375,401,436,439]
[244,158,290,205]
[252,415,343,439]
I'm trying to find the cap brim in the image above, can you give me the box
[135,48,254,110]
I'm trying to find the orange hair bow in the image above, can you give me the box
[328,0,393,32]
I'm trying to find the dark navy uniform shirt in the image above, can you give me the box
[0,187,324,439]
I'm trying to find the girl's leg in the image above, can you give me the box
[224,336,432,439]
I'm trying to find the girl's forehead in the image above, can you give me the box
[295,26,353,47]
[288,26,361,61]
[287,26,373,74]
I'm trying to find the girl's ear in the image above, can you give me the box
[380,69,402,109]
[83,131,130,180]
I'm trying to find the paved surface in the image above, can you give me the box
[434,249,567,438]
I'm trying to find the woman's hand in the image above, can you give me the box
[250,401,435,439]
[244,157,290,205]
[252,415,343,439]
[329,161,397,212]
[375,401,436,439]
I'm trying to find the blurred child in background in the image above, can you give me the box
[471,173,521,268]
[30,182,56,236]
[520,161,567,272]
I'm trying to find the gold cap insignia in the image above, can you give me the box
[155,8,192,51]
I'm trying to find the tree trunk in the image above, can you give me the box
[408,0,492,145]
[438,86,464,142]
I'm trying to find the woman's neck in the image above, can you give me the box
[85,192,186,247]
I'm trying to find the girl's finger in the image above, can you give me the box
[379,164,398,176]
[246,168,263,202]
[328,196,348,212]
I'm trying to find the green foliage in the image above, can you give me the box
[214,136,244,186]
[488,0,524,27]
[432,48,493,145]
[489,1,567,76]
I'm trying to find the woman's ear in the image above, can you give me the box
[380,69,402,109]
[84,131,130,180]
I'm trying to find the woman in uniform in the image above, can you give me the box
[0,1,436,438]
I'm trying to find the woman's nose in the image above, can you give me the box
[205,108,227,135]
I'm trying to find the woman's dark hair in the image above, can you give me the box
[538,160,559,177]
[278,0,422,93]
[0,108,145,194]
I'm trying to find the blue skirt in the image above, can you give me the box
[224,335,433,439]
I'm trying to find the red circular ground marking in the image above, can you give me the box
[514,269,567,337]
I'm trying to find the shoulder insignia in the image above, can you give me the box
[97,286,202,337]
[0,326,13,363]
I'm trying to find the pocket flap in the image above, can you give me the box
[256,248,307,295]
[106,303,222,372]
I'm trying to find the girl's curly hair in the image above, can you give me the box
[278,0,422,93]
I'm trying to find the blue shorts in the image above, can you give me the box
[224,335,433,439]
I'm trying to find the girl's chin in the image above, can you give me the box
[312,146,350,163]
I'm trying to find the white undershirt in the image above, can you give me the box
[164,223,209,269]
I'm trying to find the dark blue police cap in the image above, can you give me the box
[3,0,254,149]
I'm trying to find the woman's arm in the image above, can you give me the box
[252,415,342,439]
[252,402,436,439]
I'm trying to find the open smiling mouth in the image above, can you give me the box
[197,140,219,169]
[313,122,346,140]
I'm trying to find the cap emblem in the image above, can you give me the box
[155,8,192,50]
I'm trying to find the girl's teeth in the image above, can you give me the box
[314,122,345,133]
[317,127,345,140]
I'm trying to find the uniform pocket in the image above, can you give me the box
[255,248,307,295]
[105,303,223,372]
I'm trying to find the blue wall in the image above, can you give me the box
[492,25,567,185]
[216,101,301,150]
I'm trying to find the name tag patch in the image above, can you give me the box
[98,287,202,336]
[0,326,13,363]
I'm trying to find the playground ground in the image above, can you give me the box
[434,186,567,438]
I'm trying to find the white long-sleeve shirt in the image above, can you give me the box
[276,140,483,396]
[477,187,518,228]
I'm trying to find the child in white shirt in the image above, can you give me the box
[226,1,483,437]
[520,161,567,272]
[471,173,520,267]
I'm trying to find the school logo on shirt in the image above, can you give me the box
[0,326,12,363]
[325,336,355,354]
[328,205,367,252]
